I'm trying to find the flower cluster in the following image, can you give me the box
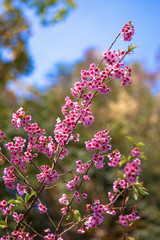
[2,205,15,216]
[113,179,129,193]
[12,212,24,223]
[76,160,90,174]
[104,205,116,216]
[54,97,80,149]
[119,211,140,226]
[60,206,67,215]
[34,135,56,158]
[38,204,47,213]
[107,149,121,167]
[131,147,141,157]
[17,183,27,196]
[10,107,57,163]
[4,137,28,171]
[1,229,34,240]
[85,129,111,152]
[92,153,105,169]
[36,165,58,184]
[103,50,132,86]
[84,200,105,230]
[105,146,143,221]
[71,63,111,98]
[66,175,80,191]
[74,191,87,202]
[11,107,31,129]
[124,158,141,183]
[44,228,55,240]
[85,129,112,168]
[59,194,69,205]
[121,21,135,41]
[2,166,17,189]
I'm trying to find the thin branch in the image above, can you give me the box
[58,216,87,237]
[22,221,44,238]
[45,212,57,230]
[45,181,67,190]
[55,160,94,237]
[97,32,121,68]
[107,189,125,208]
[108,33,121,51]
[30,159,42,172]
[15,182,46,230]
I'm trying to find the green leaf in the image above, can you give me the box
[141,154,146,160]
[119,156,127,166]
[7,199,20,204]
[18,203,24,208]
[25,193,30,203]
[4,216,8,224]
[73,210,81,222]
[136,142,144,146]
[0,220,7,228]
[133,186,139,200]
[66,212,72,221]
[137,186,149,195]
[30,190,36,197]
[128,237,135,240]
[25,191,36,203]
[126,136,135,145]
[16,195,24,203]
[0,224,7,228]
[128,45,138,52]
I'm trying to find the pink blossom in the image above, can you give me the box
[38,204,47,213]
[77,227,85,234]
[121,21,135,41]
[16,183,27,196]
[124,160,142,183]
[108,149,121,167]
[59,194,69,205]
[0,129,5,138]
[131,147,141,157]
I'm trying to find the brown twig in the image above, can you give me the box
[22,221,44,238]
[55,160,94,238]
[15,181,46,230]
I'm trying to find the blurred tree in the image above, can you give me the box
[0,0,76,86]
[0,5,31,85]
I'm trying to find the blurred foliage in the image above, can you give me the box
[0,0,76,86]
[0,48,160,239]
[0,5,31,85]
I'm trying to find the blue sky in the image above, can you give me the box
[8,0,160,93]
